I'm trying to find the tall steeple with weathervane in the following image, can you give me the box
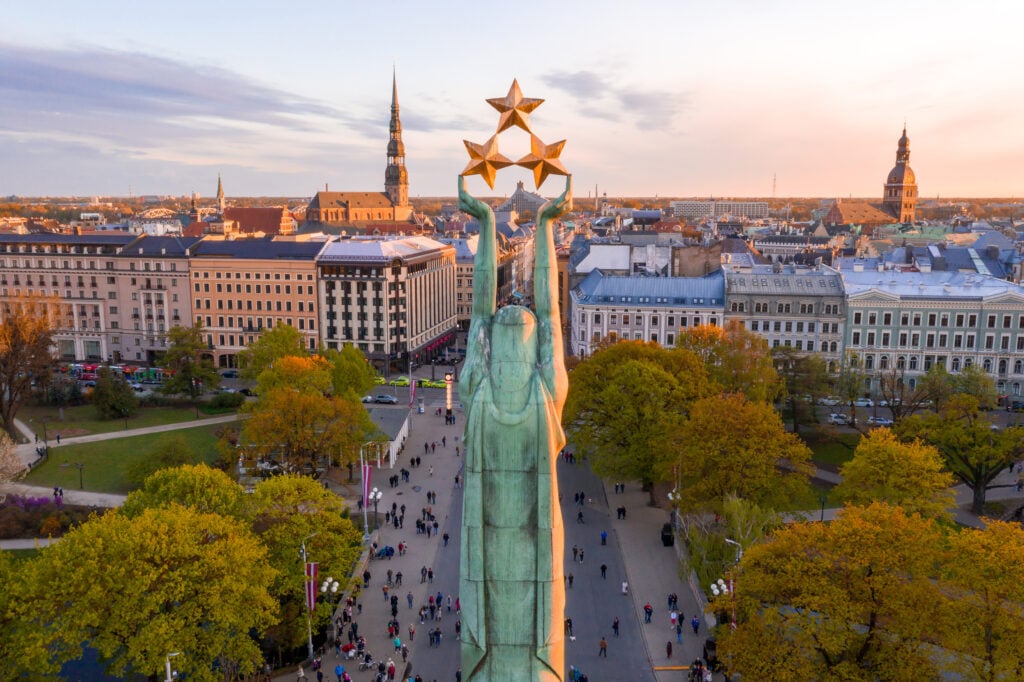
[384,69,409,208]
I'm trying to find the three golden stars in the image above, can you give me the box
[461,79,568,189]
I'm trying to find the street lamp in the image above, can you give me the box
[300,532,319,661]
[321,576,340,614]
[61,461,84,489]
[371,487,383,530]
[164,652,180,682]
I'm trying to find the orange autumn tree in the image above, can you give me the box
[241,355,376,472]
[677,321,782,403]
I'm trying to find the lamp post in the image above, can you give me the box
[164,652,180,682]
[300,532,319,661]
[320,576,340,616]
[371,487,383,530]
[61,461,84,489]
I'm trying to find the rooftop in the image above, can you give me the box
[571,269,725,308]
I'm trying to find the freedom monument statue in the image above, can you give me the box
[457,80,572,682]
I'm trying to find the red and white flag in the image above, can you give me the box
[409,378,416,407]
[362,464,372,507]
[305,561,319,612]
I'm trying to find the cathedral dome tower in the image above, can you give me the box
[882,126,918,223]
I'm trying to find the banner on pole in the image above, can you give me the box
[362,464,372,506]
[305,561,319,612]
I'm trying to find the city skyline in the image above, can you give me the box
[2,0,1023,200]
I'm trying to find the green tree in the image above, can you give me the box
[717,504,950,680]
[237,323,307,381]
[899,395,1024,514]
[563,341,710,500]
[677,321,782,403]
[92,366,138,420]
[15,506,277,680]
[122,463,249,518]
[670,393,813,512]
[323,344,378,399]
[249,475,363,649]
[834,427,955,519]
[0,294,55,436]
[918,363,955,413]
[772,346,830,434]
[123,437,202,489]
[161,324,220,401]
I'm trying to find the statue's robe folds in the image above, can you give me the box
[459,312,566,682]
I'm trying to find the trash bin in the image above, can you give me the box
[660,522,674,547]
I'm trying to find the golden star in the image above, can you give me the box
[461,134,513,189]
[516,134,569,189]
[487,79,544,134]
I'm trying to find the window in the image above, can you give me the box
[956,314,965,327]
[883,312,892,325]
[867,332,876,346]
[852,331,861,345]
[853,312,862,324]
[1004,315,1012,329]
[988,315,996,328]
[868,313,877,325]
[593,313,601,324]
[928,313,937,326]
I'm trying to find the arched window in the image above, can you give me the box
[909,356,919,371]
[951,358,961,372]
[879,355,889,369]
[1015,359,1023,374]
[983,358,993,372]
[865,355,874,370]
[999,359,1008,375]
[897,355,906,369]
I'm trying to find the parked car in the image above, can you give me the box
[361,395,374,403]
[817,396,841,406]
[388,375,411,387]
[221,369,239,378]
[867,416,894,426]
[828,413,851,425]
[239,387,258,397]
[853,398,874,408]
[374,394,399,404]
[1009,401,1024,413]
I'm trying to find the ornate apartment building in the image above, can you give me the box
[188,236,329,367]
[0,234,195,363]
[316,236,457,372]
[722,262,846,367]
[570,269,725,357]
[840,260,1024,398]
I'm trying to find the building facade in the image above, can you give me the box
[882,127,918,223]
[722,263,846,367]
[840,262,1024,398]
[570,269,725,357]
[669,200,769,221]
[317,237,457,372]
[188,236,328,367]
[0,234,195,364]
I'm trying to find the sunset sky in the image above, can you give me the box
[2,0,1022,200]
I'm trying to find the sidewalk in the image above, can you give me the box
[607,480,711,681]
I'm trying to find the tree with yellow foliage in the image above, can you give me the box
[834,428,955,519]
[10,505,277,680]
[669,393,813,512]
[677,320,782,403]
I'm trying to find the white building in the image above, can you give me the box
[670,200,769,221]
[570,269,725,356]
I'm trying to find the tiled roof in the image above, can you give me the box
[119,235,202,257]
[572,269,725,307]
[311,191,394,210]
[223,207,294,234]
[723,264,845,295]
[829,201,896,225]
[840,265,1024,300]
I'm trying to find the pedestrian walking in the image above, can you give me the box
[676,622,683,643]
[598,637,607,657]
[443,532,450,546]
[572,545,578,562]
[670,610,678,628]
[407,592,414,609]
[567,572,574,588]
[691,614,700,635]
[600,530,607,545]
[666,641,673,659]
[409,623,415,641]
[612,617,620,637]
[621,581,628,595]
[576,510,584,524]
[579,549,584,563]
[644,603,653,623]
[600,563,607,579]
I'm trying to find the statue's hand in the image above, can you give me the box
[458,176,491,222]
[539,175,573,224]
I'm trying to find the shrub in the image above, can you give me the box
[207,392,245,410]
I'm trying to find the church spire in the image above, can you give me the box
[216,174,225,215]
[385,68,409,208]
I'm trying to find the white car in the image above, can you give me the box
[853,398,874,408]
[817,396,841,406]
[867,416,894,426]
[828,413,851,425]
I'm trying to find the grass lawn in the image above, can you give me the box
[800,427,860,469]
[23,422,236,494]
[19,403,223,440]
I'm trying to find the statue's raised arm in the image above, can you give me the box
[459,175,497,320]
[534,175,571,405]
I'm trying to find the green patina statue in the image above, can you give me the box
[458,174,572,681]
